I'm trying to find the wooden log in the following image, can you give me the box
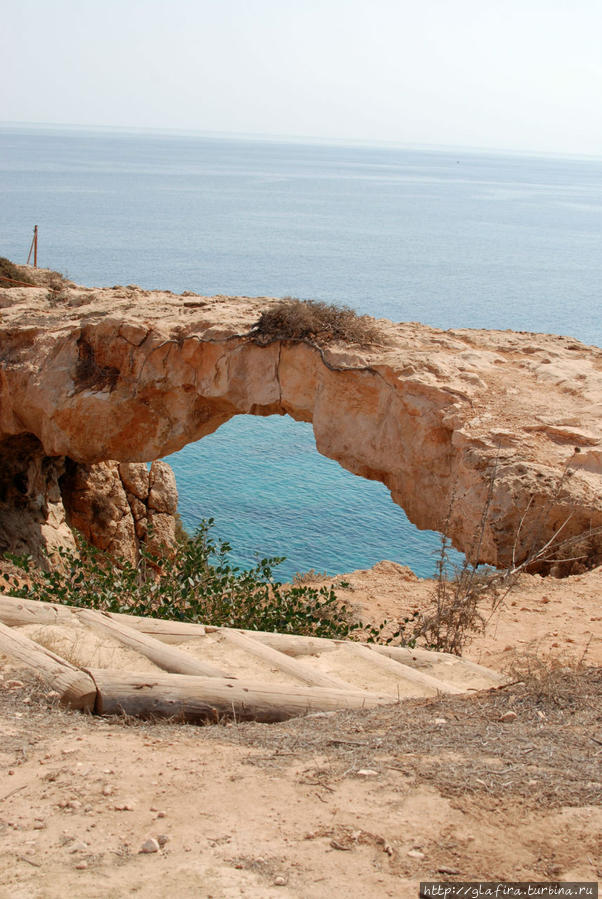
[0,621,96,710]
[88,669,394,723]
[218,628,356,689]
[76,609,233,679]
[0,595,206,642]
[349,643,463,695]
[370,644,506,685]
[0,594,73,628]
[0,596,335,652]
[219,629,339,657]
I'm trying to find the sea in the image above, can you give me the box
[1,124,601,579]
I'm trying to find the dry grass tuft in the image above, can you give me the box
[0,257,35,288]
[252,297,382,346]
[507,650,596,709]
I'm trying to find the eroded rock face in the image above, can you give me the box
[0,434,75,563]
[0,434,179,565]
[60,460,178,562]
[1,281,601,571]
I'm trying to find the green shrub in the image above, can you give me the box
[252,297,381,346]
[5,520,368,640]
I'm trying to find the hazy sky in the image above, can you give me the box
[3,0,601,155]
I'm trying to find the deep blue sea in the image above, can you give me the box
[1,125,601,578]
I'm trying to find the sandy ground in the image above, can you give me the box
[0,567,600,897]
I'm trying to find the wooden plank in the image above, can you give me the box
[350,643,463,694]
[218,628,356,689]
[0,620,96,710]
[76,609,233,679]
[88,669,394,723]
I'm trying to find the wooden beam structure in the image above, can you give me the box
[0,593,506,724]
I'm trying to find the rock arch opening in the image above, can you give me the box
[165,414,464,581]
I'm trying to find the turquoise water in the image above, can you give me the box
[1,125,601,578]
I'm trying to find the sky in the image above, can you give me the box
[2,0,602,156]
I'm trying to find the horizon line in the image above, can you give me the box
[1,119,601,165]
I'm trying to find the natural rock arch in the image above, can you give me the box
[1,282,601,571]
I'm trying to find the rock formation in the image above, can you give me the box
[0,275,601,572]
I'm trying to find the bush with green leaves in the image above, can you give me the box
[5,520,397,641]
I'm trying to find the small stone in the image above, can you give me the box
[305,711,335,718]
[273,877,287,886]
[499,710,517,722]
[140,838,160,854]
[33,821,47,830]
[70,841,88,853]
[7,680,24,689]
[407,849,425,859]
[433,718,447,725]
[102,785,113,796]
[156,810,166,819]
[156,834,169,847]
[357,769,378,777]
[75,861,88,870]
[438,866,460,875]
[114,802,134,811]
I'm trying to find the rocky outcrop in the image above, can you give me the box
[0,433,178,564]
[0,280,601,571]
[60,459,178,563]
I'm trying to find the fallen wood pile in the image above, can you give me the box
[0,594,505,724]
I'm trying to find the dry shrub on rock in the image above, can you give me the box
[0,257,35,288]
[252,297,382,346]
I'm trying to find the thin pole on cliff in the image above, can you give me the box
[26,225,38,268]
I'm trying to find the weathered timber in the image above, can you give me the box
[0,595,206,641]
[88,669,393,723]
[218,628,356,689]
[207,626,338,657]
[76,609,232,678]
[351,643,463,695]
[370,644,505,686]
[0,596,334,652]
[0,620,96,710]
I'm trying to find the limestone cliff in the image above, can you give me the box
[0,277,601,571]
